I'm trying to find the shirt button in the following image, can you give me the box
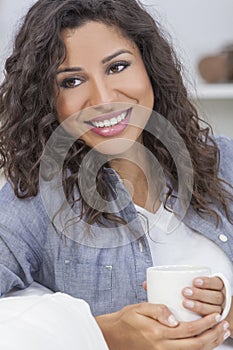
[219,234,228,242]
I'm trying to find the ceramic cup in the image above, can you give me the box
[147,265,231,322]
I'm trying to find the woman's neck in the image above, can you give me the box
[109,145,161,213]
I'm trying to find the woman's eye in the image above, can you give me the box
[108,62,130,74]
[60,77,82,89]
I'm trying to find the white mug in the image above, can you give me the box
[147,265,231,322]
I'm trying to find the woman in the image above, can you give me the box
[0,0,232,349]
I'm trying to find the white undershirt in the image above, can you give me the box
[135,203,233,349]
[135,203,233,291]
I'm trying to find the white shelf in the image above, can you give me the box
[190,83,233,100]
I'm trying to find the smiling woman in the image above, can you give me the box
[0,0,233,349]
[56,22,153,153]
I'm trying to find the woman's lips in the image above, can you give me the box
[84,108,132,137]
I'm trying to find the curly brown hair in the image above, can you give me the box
[0,0,232,226]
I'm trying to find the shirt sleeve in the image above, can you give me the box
[0,182,47,296]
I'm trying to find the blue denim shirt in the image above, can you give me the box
[0,136,233,316]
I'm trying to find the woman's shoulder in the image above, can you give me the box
[0,181,49,228]
[214,134,233,153]
[0,181,43,206]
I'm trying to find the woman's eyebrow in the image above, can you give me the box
[57,67,83,75]
[101,49,133,64]
[57,49,133,75]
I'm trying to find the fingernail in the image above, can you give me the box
[223,321,230,331]
[184,288,193,296]
[223,330,231,340]
[184,300,195,309]
[168,314,179,326]
[195,278,203,287]
[184,300,195,308]
[215,314,221,323]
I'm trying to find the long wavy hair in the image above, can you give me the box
[0,0,232,226]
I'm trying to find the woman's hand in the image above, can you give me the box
[96,303,229,350]
[226,297,233,337]
[182,276,233,339]
[182,276,226,316]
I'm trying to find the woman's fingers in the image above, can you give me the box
[182,277,225,316]
[97,303,229,350]
[193,276,224,291]
[182,285,225,305]
[147,308,230,350]
[182,285,225,315]
[183,298,222,315]
[142,281,147,291]
[166,313,223,339]
[166,319,230,350]
[181,276,226,317]
[120,304,228,344]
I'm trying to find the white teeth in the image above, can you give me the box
[110,118,118,126]
[103,119,111,127]
[117,115,122,123]
[91,111,128,128]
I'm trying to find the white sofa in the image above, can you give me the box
[0,283,109,350]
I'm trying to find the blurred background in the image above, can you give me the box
[0,0,233,137]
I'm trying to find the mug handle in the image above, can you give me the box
[212,273,232,320]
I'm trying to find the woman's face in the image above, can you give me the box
[56,21,154,155]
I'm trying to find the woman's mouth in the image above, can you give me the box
[84,108,132,137]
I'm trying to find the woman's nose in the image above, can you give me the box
[89,79,117,108]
